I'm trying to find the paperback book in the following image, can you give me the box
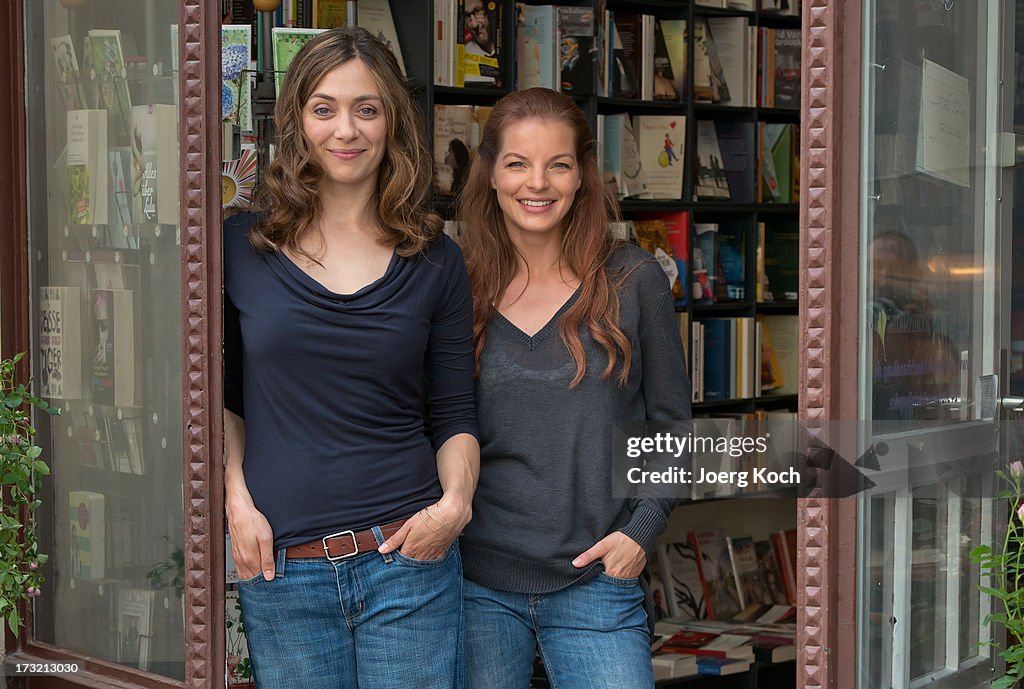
[634,115,685,199]
[222,149,259,209]
[433,104,474,197]
[462,0,502,86]
[67,109,109,225]
[118,589,155,671]
[696,121,731,199]
[86,30,133,140]
[656,541,707,620]
[358,0,407,76]
[39,286,83,400]
[51,35,87,111]
[222,25,253,131]
[69,491,105,580]
[558,6,595,96]
[272,28,326,96]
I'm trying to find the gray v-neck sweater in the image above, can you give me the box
[460,244,692,593]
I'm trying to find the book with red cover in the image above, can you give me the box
[660,630,755,660]
[639,210,690,307]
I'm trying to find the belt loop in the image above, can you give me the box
[371,525,393,564]
[275,547,287,578]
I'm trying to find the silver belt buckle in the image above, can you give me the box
[322,530,358,561]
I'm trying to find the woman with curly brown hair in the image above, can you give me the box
[457,88,691,689]
[223,27,479,688]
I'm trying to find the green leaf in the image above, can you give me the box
[3,395,22,409]
[1002,647,1024,664]
[31,460,48,476]
[979,585,1009,600]
[993,676,1018,689]
[970,544,993,558]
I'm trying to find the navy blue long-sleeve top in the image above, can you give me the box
[223,213,478,550]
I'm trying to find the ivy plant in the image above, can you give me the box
[0,352,58,633]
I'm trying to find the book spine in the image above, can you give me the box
[772,530,797,604]
[455,0,465,87]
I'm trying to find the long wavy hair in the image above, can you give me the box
[250,27,441,258]
[458,88,631,387]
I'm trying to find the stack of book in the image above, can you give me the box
[654,616,797,670]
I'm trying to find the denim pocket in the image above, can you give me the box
[237,571,267,586]
[597,570,640,587]
[392,542,456,568]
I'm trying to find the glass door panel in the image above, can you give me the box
[859,1,1011,688]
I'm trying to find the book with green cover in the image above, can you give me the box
[67,109,109,225]
[86,30,133,140]
[272,28,326,96]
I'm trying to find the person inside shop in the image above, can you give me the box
[457,87,692,689]
[869,229,959,424]
[222,27,479,688]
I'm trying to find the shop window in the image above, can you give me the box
[24,1,184,679]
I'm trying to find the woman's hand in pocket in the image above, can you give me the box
[378,498,469,560]
[227,488,275,581]
[572,532,647,579]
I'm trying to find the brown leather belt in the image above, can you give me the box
[285,519,407,561]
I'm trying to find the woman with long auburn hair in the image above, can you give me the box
[458,88,691,689]
[223,27,479,688]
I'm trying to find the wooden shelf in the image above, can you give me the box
[693,302,752,314]
[758,107,801,122]
[755,301,799,313]
[597,96,688,112]
[694,6,757,20]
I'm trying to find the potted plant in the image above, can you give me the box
[225,594,253,687]
[0,352,58,633]
[971,460,1024,689]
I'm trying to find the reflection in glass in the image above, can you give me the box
[909,484,947,679]
[25,1,184,679]
[864,0,984,433]
[861,493,895,689]
[959,474,983,665]
[870,231,960,428]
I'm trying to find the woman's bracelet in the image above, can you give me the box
[424,504,455,535]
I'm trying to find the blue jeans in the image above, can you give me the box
[463,573,654,689]
[238,538,464,689]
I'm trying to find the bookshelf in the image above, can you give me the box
[220,1,803,686]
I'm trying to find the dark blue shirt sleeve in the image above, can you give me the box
[223,213,252,419]
[424,238,479,449]
[224,291,245,419]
